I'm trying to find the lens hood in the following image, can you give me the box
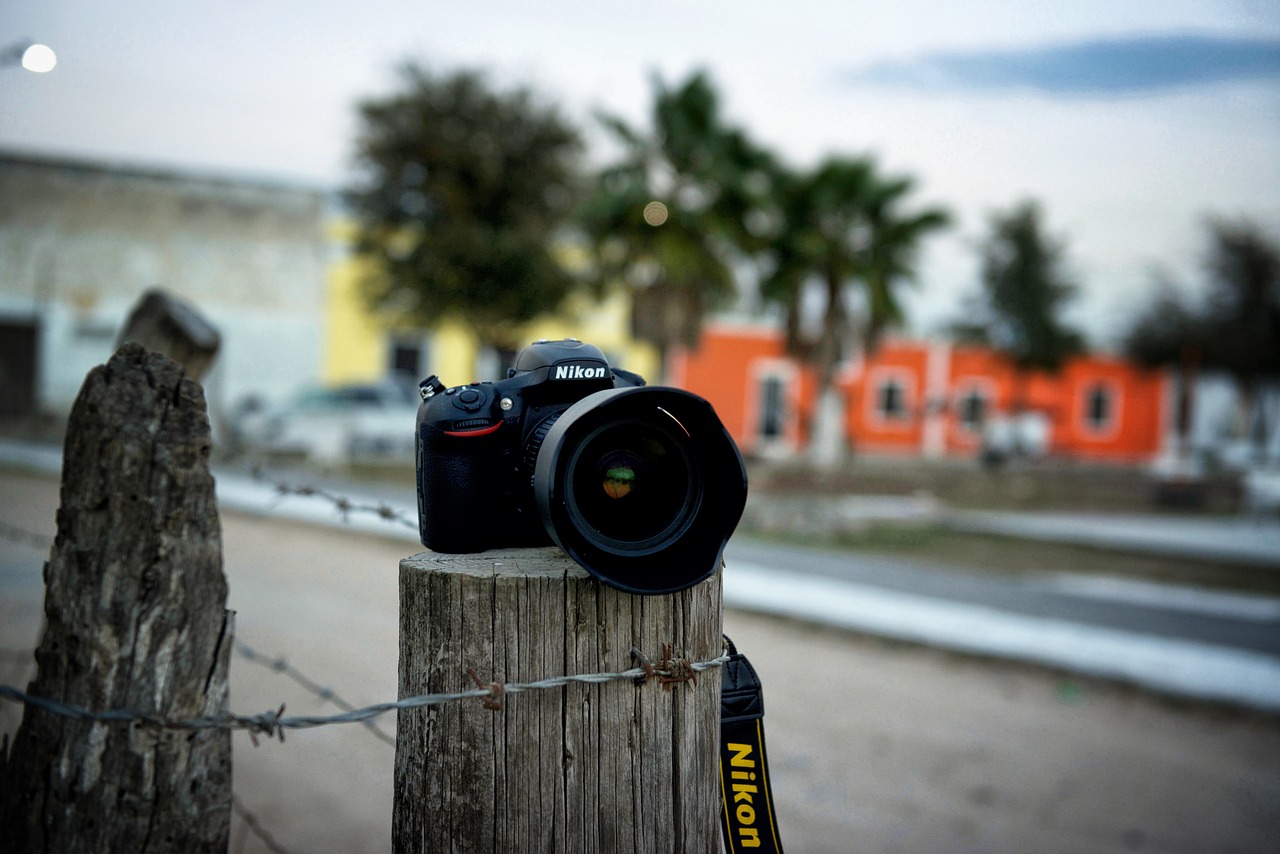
[533,386,747,595]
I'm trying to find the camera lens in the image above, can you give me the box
[566,417,697,550]
[533,387,747,595]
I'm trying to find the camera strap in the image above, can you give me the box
[719,635,784,853]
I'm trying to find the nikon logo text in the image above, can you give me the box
[553,365,607,380]
[728,742,762,848]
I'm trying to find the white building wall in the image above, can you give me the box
[0,150,328,425]
[1184,373,1280,467]
[921,340,952,458]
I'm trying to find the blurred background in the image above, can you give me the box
[2,0,1278,467]
[2,1,1279,852]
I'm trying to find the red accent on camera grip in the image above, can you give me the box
[443,422,503,438]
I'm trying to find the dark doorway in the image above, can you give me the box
[0,320,39,417]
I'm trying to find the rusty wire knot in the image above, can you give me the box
[466,668,505,711]
[655,642,697,689]
[631,644,697,689]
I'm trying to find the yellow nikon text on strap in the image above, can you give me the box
[719,638,783,853]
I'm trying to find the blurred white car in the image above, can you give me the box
[233,382,419,462]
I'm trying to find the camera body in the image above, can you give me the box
[416,339,641,552]
[416,339,747,594]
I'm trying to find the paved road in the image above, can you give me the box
[947,509,1280,568]
[726,538,1280,657]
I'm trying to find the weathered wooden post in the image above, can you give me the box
[0,343,234,852]
[394,547,723,852]
[117,288,221,381]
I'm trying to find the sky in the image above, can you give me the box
[2,0,1279,348]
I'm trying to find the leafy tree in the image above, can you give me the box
[952,200,1084,411]
[761,156,949,453]
[1122,278,1204,449]
[1200,217,1280,424]
[1124,217,1280,452]
[577,70,776,375]
[346,64,584,350]
[1123,279,1202,369]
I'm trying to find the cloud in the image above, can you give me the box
[850,34,1280,97]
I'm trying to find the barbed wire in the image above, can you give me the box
[3,640,400,747]
[0,480,721,853]
[0,519,54,550]
[231,795,294,854]
[0,649,729,744]
[233,640,396,747]
[250,466,417,531]
[1,487,407,750]
[0,470,416,545]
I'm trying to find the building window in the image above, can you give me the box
[957,388,988,432]
[876,377,909,420]
[751,361,797,456]
[391,343,420,377]
[1083,383,1114,433]
[758,375,786,440]
[390,337,431,381]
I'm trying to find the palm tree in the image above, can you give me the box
[761,156,950,457]
[577,71,775,377]
[862,177,952,345]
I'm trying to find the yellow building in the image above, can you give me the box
[322,222,660,389]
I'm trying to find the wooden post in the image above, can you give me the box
[0,342,234,852]
[117,288,221,381]
[394,548,723,853]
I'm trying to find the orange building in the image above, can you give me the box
[669,323,1171,464]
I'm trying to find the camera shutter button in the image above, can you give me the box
[454,388,484,412]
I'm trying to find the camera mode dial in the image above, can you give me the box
[451,386,486,413]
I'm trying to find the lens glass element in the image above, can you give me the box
[566,417,696,549]
[532,385,746,594]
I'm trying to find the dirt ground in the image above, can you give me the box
[2,468,1279,853]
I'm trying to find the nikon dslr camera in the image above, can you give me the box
[416,339,747,594]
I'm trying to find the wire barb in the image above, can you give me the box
[466,668,506,711]
[655,643,698,689]
[630,646,656,685]
[234,640,396,747]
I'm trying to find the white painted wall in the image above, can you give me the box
[0,151,329,427]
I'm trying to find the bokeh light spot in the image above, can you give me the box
[643,201,668,226]
[22,44,57,73]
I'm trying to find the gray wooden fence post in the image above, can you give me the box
[0,342,234,852]
[394,547,723,853]
[116,288,221,381]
